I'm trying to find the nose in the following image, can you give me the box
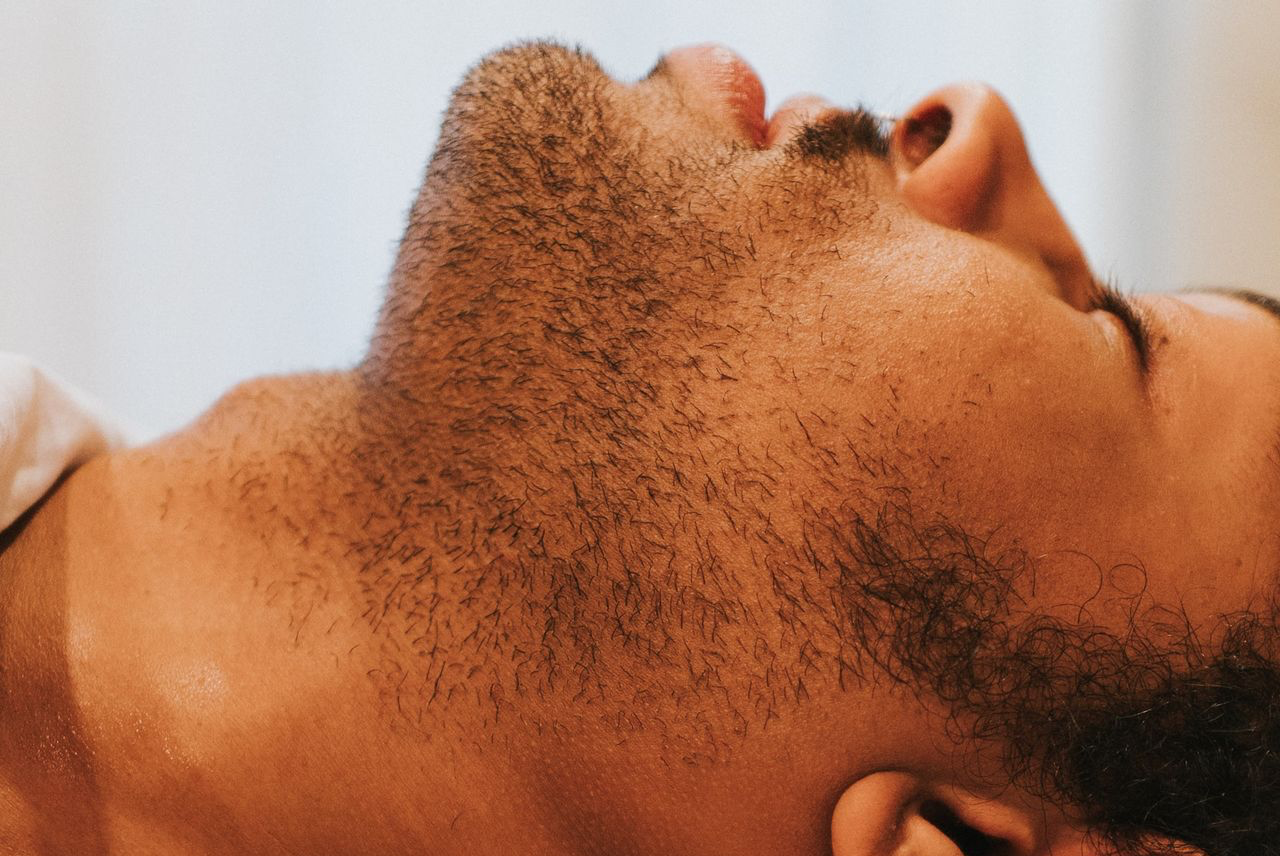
[890,83,1092,304]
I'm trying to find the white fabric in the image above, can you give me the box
[0,354,127,533]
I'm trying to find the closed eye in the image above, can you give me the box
[1091,277,1155,374]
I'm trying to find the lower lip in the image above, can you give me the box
[668,44,768,145]
[714,50,767,145]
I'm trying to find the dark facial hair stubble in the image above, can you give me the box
[352,42,1280,856]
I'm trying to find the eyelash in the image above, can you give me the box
[1091,278,1154,373]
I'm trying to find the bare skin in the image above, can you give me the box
[1,41,1278,855]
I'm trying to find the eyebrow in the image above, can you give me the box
[1201,288,1280,502]
[1215,287,1280,325]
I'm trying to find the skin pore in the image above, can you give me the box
[1,39,1279,856]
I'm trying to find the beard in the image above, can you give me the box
[351,41,1280,856]
[831,504,1280,856]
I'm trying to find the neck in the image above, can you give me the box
[0,371,574,855]
[0,368,925,855]
[0,486,111,851]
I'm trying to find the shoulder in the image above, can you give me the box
[0,354,129,534]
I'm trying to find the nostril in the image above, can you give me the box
[900,105,952,165]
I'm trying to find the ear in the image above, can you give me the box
[830,772,1034,856]
[831,772,1207,856]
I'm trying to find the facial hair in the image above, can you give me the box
[350,41,1280,856]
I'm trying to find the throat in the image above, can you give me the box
[0,485,112,852]
[0,373,583,855]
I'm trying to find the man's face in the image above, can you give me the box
[373,42,1280,855]
[402,41,1280,616]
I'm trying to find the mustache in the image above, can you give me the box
[643,52,890,162]
[789,106,892,162]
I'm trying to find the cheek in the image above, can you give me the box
[750,250,1151,550]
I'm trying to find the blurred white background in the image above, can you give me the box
[4,0,1280,438]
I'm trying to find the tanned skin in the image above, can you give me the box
[1,41,1278,856]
